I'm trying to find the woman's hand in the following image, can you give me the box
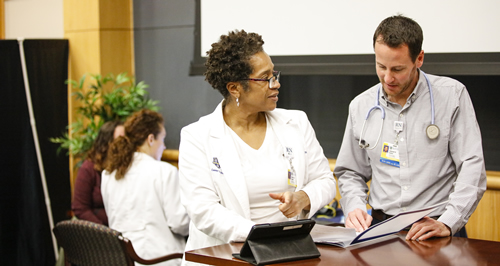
[269,191,311,218]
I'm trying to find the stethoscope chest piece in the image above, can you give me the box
[426,124,440,140]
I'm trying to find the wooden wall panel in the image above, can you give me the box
[99,0,132,29]
[466,172,500,241]
[162,149,179,168]
[0,0,4,39]
[64,0,133,80]
[64,31,101,75]
[64,1,100,32]
[100,30,134,75]
[64,0,134,194]
[466,190,499,241]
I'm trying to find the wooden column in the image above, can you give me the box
[63,0,135,193]
[465,172,500,241]
[0,0,4,39]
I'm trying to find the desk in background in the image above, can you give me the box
[185,233,500,265]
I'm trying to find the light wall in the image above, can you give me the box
[4,0,63,39]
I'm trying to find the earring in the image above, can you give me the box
[236,97,239,107]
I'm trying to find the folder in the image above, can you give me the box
[311,201,447,248]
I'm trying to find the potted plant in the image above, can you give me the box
[50,72,160,167]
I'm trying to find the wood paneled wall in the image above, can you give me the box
[466,171,500,241]
[164,149,500,242]
[63,0,134,193]
[0,0,4,39]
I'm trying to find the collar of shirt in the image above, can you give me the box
[380,69,427,108]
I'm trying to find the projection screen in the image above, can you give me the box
[190,0,500,75]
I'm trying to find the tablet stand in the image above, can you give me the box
[233,220,320,265]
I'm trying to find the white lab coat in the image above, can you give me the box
[102,152,190,266]
[179,102,336,255]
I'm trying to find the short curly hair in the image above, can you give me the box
[204,30,264,98]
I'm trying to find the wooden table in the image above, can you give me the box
[185,233,500,265]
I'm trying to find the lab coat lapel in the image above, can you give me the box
[208,102,251,219]
[267,111,306,190]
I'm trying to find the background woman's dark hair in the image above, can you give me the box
[204,30,264,99]
[105,109,164,180]
[87,120,123,172]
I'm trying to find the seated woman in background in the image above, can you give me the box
[178,30,336,255]
[102,109,189,265]
[72,120,124,225]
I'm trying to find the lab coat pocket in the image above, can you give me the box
[209,166,247,214]
[210,169,228,202]
[113,221,146,234]
[414,120,449,159]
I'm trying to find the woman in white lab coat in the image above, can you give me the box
[179,30,336,258]
[102,109,189,266]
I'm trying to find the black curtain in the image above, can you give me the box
[0,40,70,266]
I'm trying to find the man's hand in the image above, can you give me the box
[406,216,451,241]
[269,191,310,218]
[345,208,372,232]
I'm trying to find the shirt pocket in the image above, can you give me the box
[413,120,449,159]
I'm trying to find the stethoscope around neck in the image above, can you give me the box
[358,70,440,150]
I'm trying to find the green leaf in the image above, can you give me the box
[78,74,87,88]
[115,72,130,85]
[65,79,78,88]
[52,72,160,159]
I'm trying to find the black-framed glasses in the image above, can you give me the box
[242,71,280,88]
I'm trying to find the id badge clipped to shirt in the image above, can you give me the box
[380,142,400,167]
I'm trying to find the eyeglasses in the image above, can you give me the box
[242,71,280,88]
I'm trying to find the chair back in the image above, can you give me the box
[53,220,132,266]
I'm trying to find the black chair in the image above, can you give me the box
[53,219,183,266]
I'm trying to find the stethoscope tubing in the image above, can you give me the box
[359,87,385,150]
[359,70,435,149]
[422,71,436,125]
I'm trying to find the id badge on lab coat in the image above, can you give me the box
[380,142,400,167]
[284,147,297,187]
[288,169,297,187]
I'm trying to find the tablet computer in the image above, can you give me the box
[232,219,320,265]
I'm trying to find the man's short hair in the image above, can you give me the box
[373,15,423,62]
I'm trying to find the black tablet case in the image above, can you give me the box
[232,219,320,265]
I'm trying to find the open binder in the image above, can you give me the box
[311,201,448,248]
[232,219,320,265]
